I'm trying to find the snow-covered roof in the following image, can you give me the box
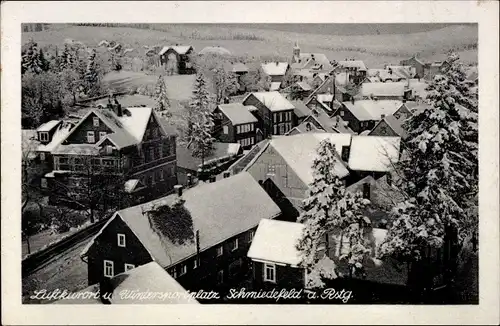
[317,94,334,103]
[342,100,403,121]
[270,82,282,91]
[232,62,249,73]
[293,53,333,71]
[261,62,289,76]
[360,83,405,98]
[37,123,73,152]
[348,136,401,172]
[36,120,60,132]
[296,81,312,91]
[110,262,197,304]
[124,179,140,193]
[270,133,351,184]
[116,107,152,142]
[217,103,258,125]
[176,142,241,172]
[338,60,367,71]
[55,262,198,304]
[290,100,310,118]
[81,172,281,268]
[244,91,295,112]
[247,219,305,267]
[159,45,193,56]
[199,46,231,56]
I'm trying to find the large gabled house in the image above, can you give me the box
[213,103,259,148]
[400,55,427,79]
[244,133,351,220]
[333,99,403,133]
[336,60,368,85]
[242,91,296,138]
[291,42,334,74]
[46,100,178,204]
[159,45,195,75]
[80,172,281,297]
[261,62,290,91]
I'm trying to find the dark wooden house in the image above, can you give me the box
[80,172,282,299]
[242,91,296,139]
[47,100,178,205]
[159,45,195,75]
[213,103,258,148]
[248,219,307,291]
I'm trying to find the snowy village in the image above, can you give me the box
[20,23,479,305]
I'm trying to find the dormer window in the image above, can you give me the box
[93,117,100,127]
[39,132,49,142]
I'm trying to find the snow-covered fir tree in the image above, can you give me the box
[21,40,43,75]
[58,44,75,71]
[153,75,171,118]
[296,139,371,288]
[378,52,479,283]
[185,72,216,163]
[84,49,99,96]
[38,48,50,72]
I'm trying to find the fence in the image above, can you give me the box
[22,217,110,277]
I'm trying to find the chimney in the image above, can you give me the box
[99,277,113,304]
[186,173,193,186]
[362,182,371,199]
[113,95,122,117]
[341,145,350,162]
[209,175,216,183]
[381,114,385,119]
[174,184,183,197]
[351,97,355,104]
[223,172,231,178]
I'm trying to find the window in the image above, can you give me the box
[267,164,276,175]
[159,169,164,181]
[273,124,278,135]
[40,178,47,189]
[178,264,188,276]
[170,268,178,278]
[249,230,255,243]
[99,131,107,140]
[149,148,155,161]
[340,110,345,117]
[264,263,276,283]
[223,125,229,134]
[273,113,277,123]
[87,131,95,144]
[250,137,255,145]
[216,245,223,257]
[39,132,49,142]
[117,233,126,247]
[124,263,135,272]
[393,112,401,119]
[217,270,224,284]
[104,260,114,278]
[193,259,199,269]
[39,152,46,161]
[93,117,100,127]
[231,238,238,251]
[153,128,158,138]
